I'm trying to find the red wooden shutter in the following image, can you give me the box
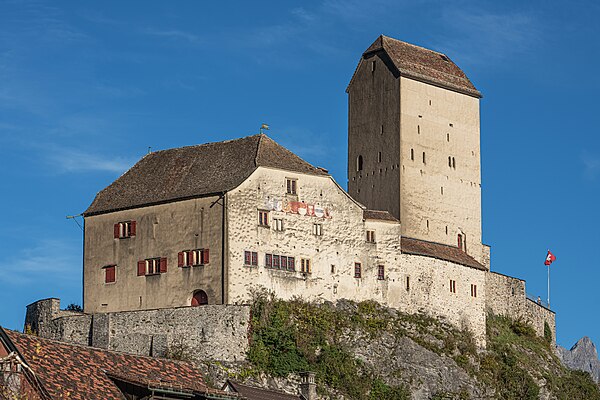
[178,252,184,267]
[105,266,116,283]
[137,260,146,276]
[114,223,120,239]
[130,221,136,236]
[244,251,251,265]
[252,252,258,266]
[202,249,209,264]
[159,257,167,273]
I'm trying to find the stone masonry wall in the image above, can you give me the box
[485,272,556,343]
[25,299,250,362]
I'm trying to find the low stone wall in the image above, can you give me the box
[25,299,250,362]
[485,272,556,342]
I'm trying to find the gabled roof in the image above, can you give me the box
[84,134,328,216]
[224,380,302,400]
[401,237,486,271]
[0,328,237,400]
[349,35,481,98]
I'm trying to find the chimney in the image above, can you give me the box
[300,372,316,400]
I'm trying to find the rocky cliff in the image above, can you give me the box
[200,293,600,400]
[558,337,600,383]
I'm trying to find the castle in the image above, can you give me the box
[27,35,554,348]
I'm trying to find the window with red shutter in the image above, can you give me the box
[202,249,209,264]
[251,252,258,266]
[159,257,167,273]
[114,224,120,239]
[104,265,116,283]
[137,260,146,276]
[265,254,272,267]
[178,252,184,267]
[377,265,385,280]
[354,263,362,278]
[130,221,136,236]
[244,251,251,265]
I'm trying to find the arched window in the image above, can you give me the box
[191,290,208,306]
[356,155,363,172]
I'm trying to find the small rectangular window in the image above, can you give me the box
[378,152,382,163]
[273,254,281,269]
[471,284,477,297]
[354,263,362,278]
[371,60,376,72]
[366,230,376,243]
[377,265,385,280]
[104,265,116,284]
[143,258,163,275]
[331,265,335,274]
[114,221,136,239]
[406,276,410,291]
[450,279,456,293]
[301,258,311,273]
[286,178,297,195]
[410,149,414,161]
[258,210,269,227]
[265,253,272,268]
[273,218,284,231]
[178,249,209,267]
[244,251,258,266]
[422,152,426,164]
[313,223,323,236]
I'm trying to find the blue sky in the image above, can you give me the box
[0,0,599,349]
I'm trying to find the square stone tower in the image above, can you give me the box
[347,35,485,264]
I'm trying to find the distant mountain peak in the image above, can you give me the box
[558,336,600,383]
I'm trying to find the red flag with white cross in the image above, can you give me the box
[544,250,556,266]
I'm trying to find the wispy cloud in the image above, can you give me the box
[45,146,134,174]
[582,151,600,180]
[142,28,203,44]
[0,239,80,286]
[434,7,540,66]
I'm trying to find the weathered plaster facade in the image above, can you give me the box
[84,195,224,313]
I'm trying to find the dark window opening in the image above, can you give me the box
[450,279,456,293]
[354,262,362,278]
[357,155,363,171]
[406,276,410,291]
[471,284,477,298]
[410,149,414,161]
[378,152,382,163]
[452,157,456,169]
[331,265,335,274]
[244,251,258,266]
[258,210,269,227]
[458,234,463,250]
[286,178,297,195]
[377,265,385,280]
[422,152,426,164]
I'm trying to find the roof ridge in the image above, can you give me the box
[381,35,446,56]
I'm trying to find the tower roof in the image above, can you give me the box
[84,134,328,216]
[351,35,481,98]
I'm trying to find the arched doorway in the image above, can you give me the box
[191,290,208,306]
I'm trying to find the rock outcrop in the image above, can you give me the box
[558,336,600,383]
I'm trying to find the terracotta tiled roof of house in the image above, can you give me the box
[84,134,328,216]
[363,209,399,222]
[351,35,480,98]
[401,237,485,271]
[0,328,237,400]
[224,380,302,400]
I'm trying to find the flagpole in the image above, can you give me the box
[547,263,550,308]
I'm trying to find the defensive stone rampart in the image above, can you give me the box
[25,299,250,362]
[485,272,556,342]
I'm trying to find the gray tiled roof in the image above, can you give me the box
[84,134,328,216]
[356,35,481,98]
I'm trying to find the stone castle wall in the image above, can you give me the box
[26,299,250,362]
[485,272,556,342]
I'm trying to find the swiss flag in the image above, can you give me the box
[544,250,557,266]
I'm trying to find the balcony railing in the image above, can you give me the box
[526,293,550,309]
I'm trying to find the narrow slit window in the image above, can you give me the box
[377,265,385,280]
[406,276,410,291]
[354,263,362,278]
[422,152,426,164]
[450,279,456,293]
[357,155,363,172]
[417,125,421,134]
[378,152,382,163]
[371,60,376,72]
[410,149,414,161]
[471,284,477,297]
[452,157,456,169]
